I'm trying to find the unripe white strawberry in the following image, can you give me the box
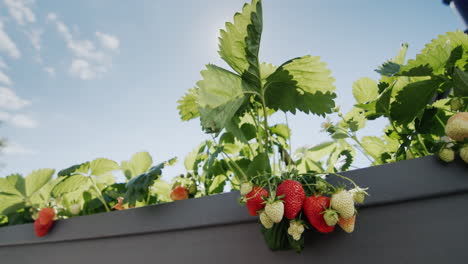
[291,233,301,241]
[287,220,304,241]
[69,203,81,215]
[240,182,253,196]
[439,148,455,163]
[323,208,339,226]
[330,190,355,220]
[460,145,468,164]
[445,112,468,141]
[259,211,274,229]
[265,200,284,223]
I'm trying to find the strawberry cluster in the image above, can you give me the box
[241,176,368,245]
[439,112,468,163]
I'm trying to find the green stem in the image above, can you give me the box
[350,134,375,164]
[331,173,359,188]
[416,134,430,155]
[89,176,111,212]
[284,113,294,173]
[220,151,248,182]
[260,95,270,153]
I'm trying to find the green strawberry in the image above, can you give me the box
[330,190,355,220]
[322,208,339,226]
[439,148,455,163]
[460,145,468,164]
[350,186,369,204]
[450,98,463,111]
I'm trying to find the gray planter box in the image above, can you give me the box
[0,155,467,263]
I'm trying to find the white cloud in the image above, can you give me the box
[96,32,119,51]
[4,0,36,25]
[0,87,29,110]
[3,141,37,155]
[11,113,37,128]
[0,57,7,69]
[26,28,41,51]
[48,13,118,80]
[46,12,57,21]
[0,110,10,120]
[44,66,55,77]
[0,21,21,58]
[69,59,98,80]
[0,111,37,128]
[0,70,12,85]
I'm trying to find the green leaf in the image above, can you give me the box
[208,175,227,194]
[260,62,277,85]
[0,192,24,215]
[197,64,254,133]
[0,174,25,197]
[331,131,348,139]
[392,43,409,64]
[339,108,366,131]
[177,87,200,121]
[246,153,271,180]
[270,124,291,139]
[432,98,450,110]
[90,158,119,176]
[390,79,442,125]
[241,123,257,141]
[352,77,379,103]
[400,31,468,76]
[453,68,468,97]
[375,61,401,77]
[225,116,249,143]
[152,179,172,202]
[445,46,464,74]
[218,0,262,87]
[415,108,447,136]
[184,141,209,172]
[361,136,386,162]
[52,174,90,198]
[264,55,336,115]
[25,169,55,197]
[58,162,88,177]
[125,162,165,206]
[121,152,153,180]
[165,157,178,166]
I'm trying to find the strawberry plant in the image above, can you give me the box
[178,0,368,252]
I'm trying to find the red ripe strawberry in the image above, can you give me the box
[170,186,189,201]
[303,196,335,233]
[34,219,53,237]
[34,208,55,237]
[38,208,55,225]
[276,179,305,219]
[246,186,268,216]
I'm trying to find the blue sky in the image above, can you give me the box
[0,0,462,179]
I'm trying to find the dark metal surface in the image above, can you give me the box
[0,155,467,263]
